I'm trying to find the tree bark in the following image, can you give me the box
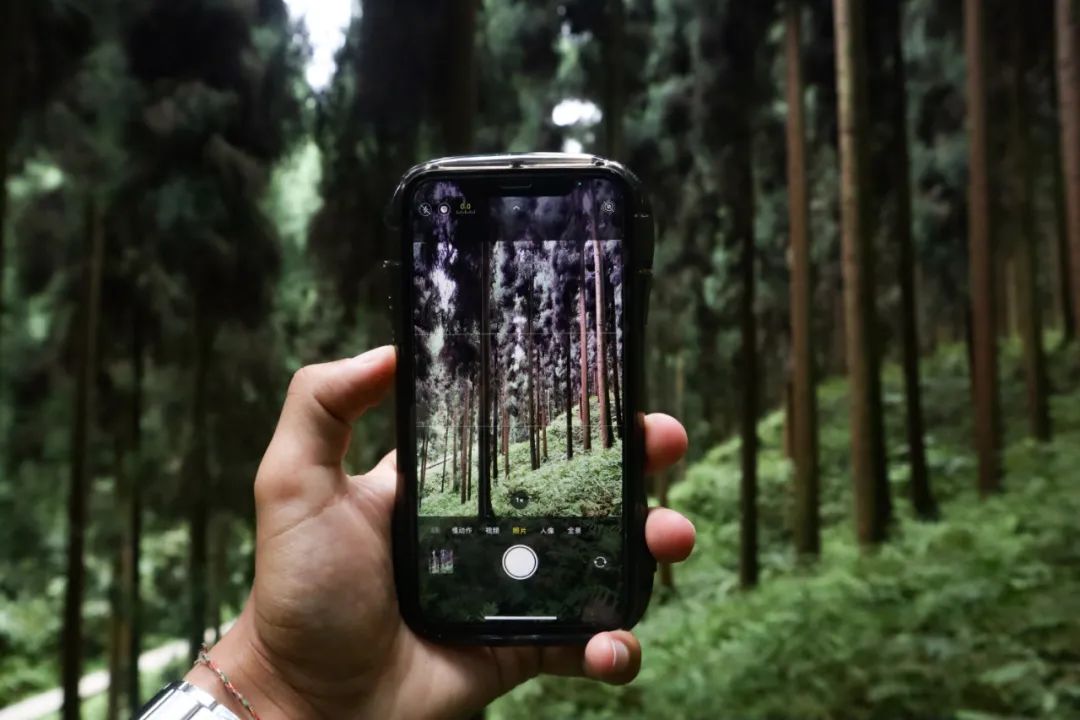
[1056,0,1080,343]
[606,283,623,436]
[564,338,574,459]
[593,237,613,449]
[883,0,936,519]
[578,271,592,451]
[477,230,494,519]
[62,196,106,720]
[452,398,460,493]
[601,0,626,160]
[1053,127,1076,341]
[786,0,823,554]
[1009,11,1052,442]
[442,0,478,153]
[441,418,449,492]
[492,369,500,485]
[835,0,891,544]
[187,304,215,663]
[126,305,144,711]
[966,0,1003,496]
[526,289,539,470]
[419,430,430,499]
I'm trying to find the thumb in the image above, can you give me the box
[255,346,396,510]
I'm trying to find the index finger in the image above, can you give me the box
[644,413,688,474]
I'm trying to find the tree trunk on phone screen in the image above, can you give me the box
[452,401,460,493]
[465,387,474,503]
[419,431,429,498]
[565,339,574,459]
[786,0,822,555]
[126,304,145,711]
[882,0,936,520]
[966,0,1003,496]
[1008,12,1052,442]
[477,234,493,519]
[578,275,592,451]
[835,0,891,543]
[492,371,500,485]
[502,403,510,478]
[540,393,548,461]
[593,237,613,449]
[62,196,105,720]
[606,283,622,436]
[441,419,449,492]
[1056,0,1080,343]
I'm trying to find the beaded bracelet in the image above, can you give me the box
[194,644,262,720]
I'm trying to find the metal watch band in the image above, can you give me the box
[134,681,241,720]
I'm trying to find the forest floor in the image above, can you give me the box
[420,399,624,518]
[490,340,1080,720]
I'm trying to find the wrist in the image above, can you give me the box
[183,612,320,720]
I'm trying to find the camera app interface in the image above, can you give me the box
[411,178,626,625]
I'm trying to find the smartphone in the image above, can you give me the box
[389,154,655,644]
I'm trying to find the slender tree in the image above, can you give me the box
[880,0,936,518]
[835,0,891,543]
[965,0,1002,495]
[1007,6,1051,441]
[1056,0,1080,340]
[785,0,821,555]
[592,234,613,449]
[578,277,592,451]
[62,196,106,720]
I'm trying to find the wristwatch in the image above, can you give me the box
[134,681,240,719]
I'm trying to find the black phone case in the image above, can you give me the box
[386,154,655,645]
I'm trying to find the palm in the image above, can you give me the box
[198,349,693,720]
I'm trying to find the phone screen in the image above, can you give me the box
[408,176,628,627]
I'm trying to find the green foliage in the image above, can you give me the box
[491,348,1080,720]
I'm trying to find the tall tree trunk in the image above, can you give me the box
[564,339,574,459]
[460,386,470,504]
[724,16,761,588]
[966,0,1003,496]
[126,305,144,711]
[786,2,822,556]
[502,401,510,478]
[658,354,686,590]
[882,0,936,519]
[62,196,106,720]
[452,401,460,493]
[0,134,8,339]
[601,0,626,160]
[835,0,890,544]
[1009,12,1052,442]
[593,237,613,448]
[466,390,474,502]
[442,0,478,153]
[492,369,500,485]
[478,237,494,519]
[1056,0,1080,341]
[1053,129,1076,341]
[527,290,539,470]
[441,419,449,492]
[187,306,215,663]
[419,431,430,499]
[606,284,623,436]
[578,271,592,451]
[540,393,548,461]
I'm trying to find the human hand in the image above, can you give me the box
[185,346,695,719]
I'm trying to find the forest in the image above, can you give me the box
[2,0,1080,718]
[413,180,625,520]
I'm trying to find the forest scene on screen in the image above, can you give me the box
[412,179,625,520]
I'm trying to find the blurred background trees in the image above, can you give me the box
[2,0,1079,718]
